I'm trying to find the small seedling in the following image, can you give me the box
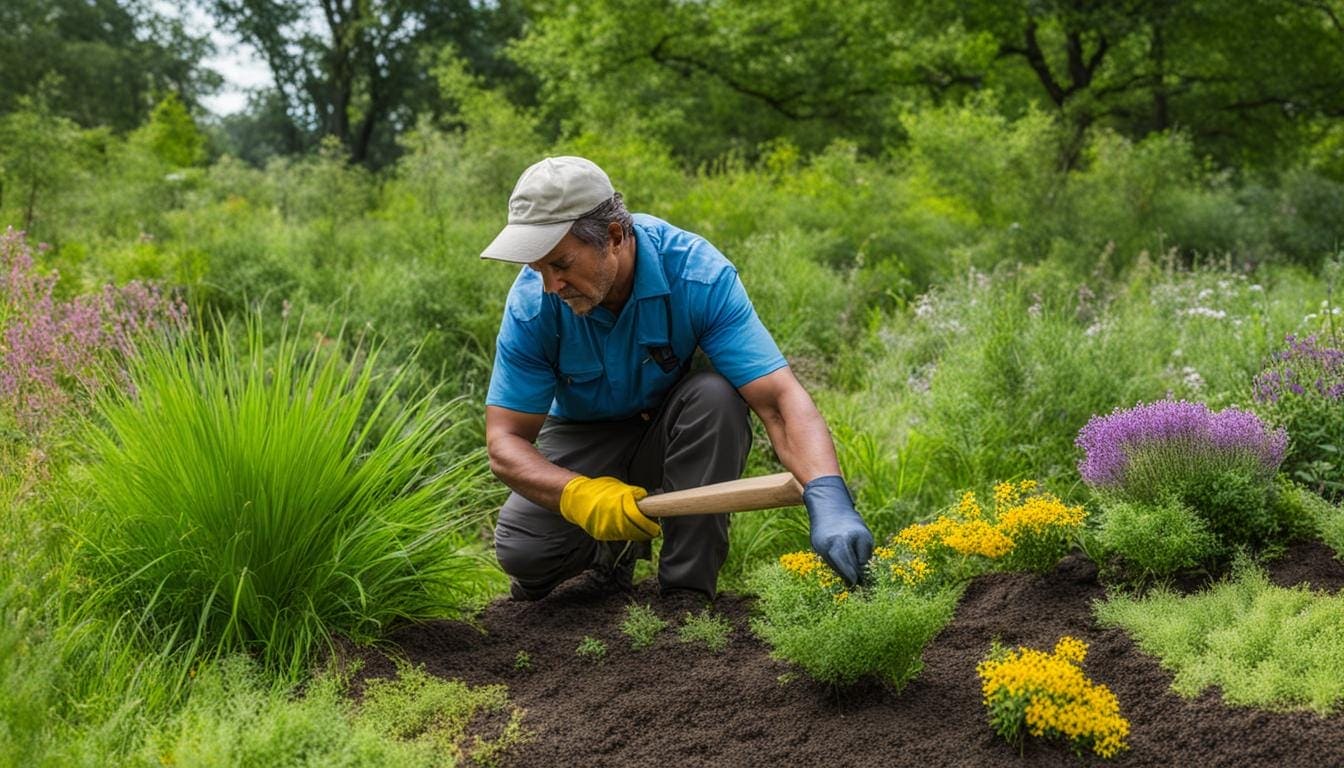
[576,635,607,663]
[620,603,669,650]
[776,672,797,686]
[677,609,732,652]
[513,650,532,671]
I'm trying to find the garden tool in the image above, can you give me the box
[636,472,804,517]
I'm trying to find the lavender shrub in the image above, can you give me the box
[0,227,186,437]
[1252,334,1344,501]
[1077,399,1289,558]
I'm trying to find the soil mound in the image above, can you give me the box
[350,540,1344,767]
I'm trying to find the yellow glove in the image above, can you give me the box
[559,476,661,541]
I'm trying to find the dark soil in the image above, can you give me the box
[349,539,1344,767]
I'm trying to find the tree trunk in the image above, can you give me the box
[24,179,38,231]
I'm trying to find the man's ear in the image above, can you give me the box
[607,220,625,248]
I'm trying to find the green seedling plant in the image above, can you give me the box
[620,604,668,650]
[677,609,732,652]
[513,650,532,672]
[576,636,607,663]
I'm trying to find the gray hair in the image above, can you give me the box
[568,193,633,250]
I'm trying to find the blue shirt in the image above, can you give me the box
[486,214,788,421]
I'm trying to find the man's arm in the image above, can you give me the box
[485,405,661,541]
[485,405,578,512]
[737,366,841,483]
[739,366,874,585]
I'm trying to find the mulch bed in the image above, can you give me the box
[349,539,1344,767]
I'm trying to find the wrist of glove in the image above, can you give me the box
[559,475,661,541]
[803,475,875,586]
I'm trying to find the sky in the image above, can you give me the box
[161,1,273,116]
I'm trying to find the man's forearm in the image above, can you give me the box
[756,386,843,484]
[487,434,579,512]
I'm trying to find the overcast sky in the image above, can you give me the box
[164,1,273,116]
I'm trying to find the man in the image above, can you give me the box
[481,155,873,601]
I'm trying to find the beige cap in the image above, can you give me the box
[480,156,615,263]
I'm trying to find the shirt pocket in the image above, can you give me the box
[557,346,605,398]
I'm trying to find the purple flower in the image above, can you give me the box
[1076,399,1286,488]
[1,227,187,436]
[1255,334,1344,404]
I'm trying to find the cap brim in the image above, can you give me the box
[480,220,573,264]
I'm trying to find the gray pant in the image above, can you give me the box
[494,372,752,599]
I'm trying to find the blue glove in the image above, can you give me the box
[802,475,874,586]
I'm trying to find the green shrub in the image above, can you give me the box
[620,604,668,650]
[74,320,499,679]
[749,558,958,688]
[142,658,526,767]
[1094,497,1221,578]
[1096,565,1344,714]
[677,610,732,653]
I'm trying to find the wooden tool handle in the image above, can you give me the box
[637,472,804,518]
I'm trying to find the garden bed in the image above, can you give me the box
[349,540,1344,767]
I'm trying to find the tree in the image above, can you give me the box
[207,0,528,166]
[0,0,217,132]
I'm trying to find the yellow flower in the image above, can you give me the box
[779,551,824,577]
[978,636,1129,759]
[957,490,983,520]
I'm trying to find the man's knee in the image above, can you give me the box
[676,372,748,426]
[494,496,594,588]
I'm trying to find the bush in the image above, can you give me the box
[1077,399,1287,560]
[1096,565,1344,714]
[888,481,1085,580]
[1094,497,1221,578]
[1252,333,1344,502]
[74,320,499,679]
[749,553,958,688]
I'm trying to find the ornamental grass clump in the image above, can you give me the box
[1077,399,1289,574]
[978,636,1130,759]
[75,320,499,680]
[1252,334,1344,501]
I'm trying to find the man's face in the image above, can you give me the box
[528,232,618,316]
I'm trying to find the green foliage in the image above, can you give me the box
[1251,331,1344,502]
[749,562,958,687]
[1095,565,1344,714]
[73,319,500,679]
[141,658,526,767]
[134,94,205,168]
[619,604,668,651]
[512,650,532,672]
[0,0,215,133]
[1094,497,1221,579]
[676,610,732,653]
[575,636,607,663]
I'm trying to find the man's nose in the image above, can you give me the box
[543,272,565,294]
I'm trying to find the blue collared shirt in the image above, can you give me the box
[486,214,788,421]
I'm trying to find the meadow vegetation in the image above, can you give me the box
[5,3,1344,760]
